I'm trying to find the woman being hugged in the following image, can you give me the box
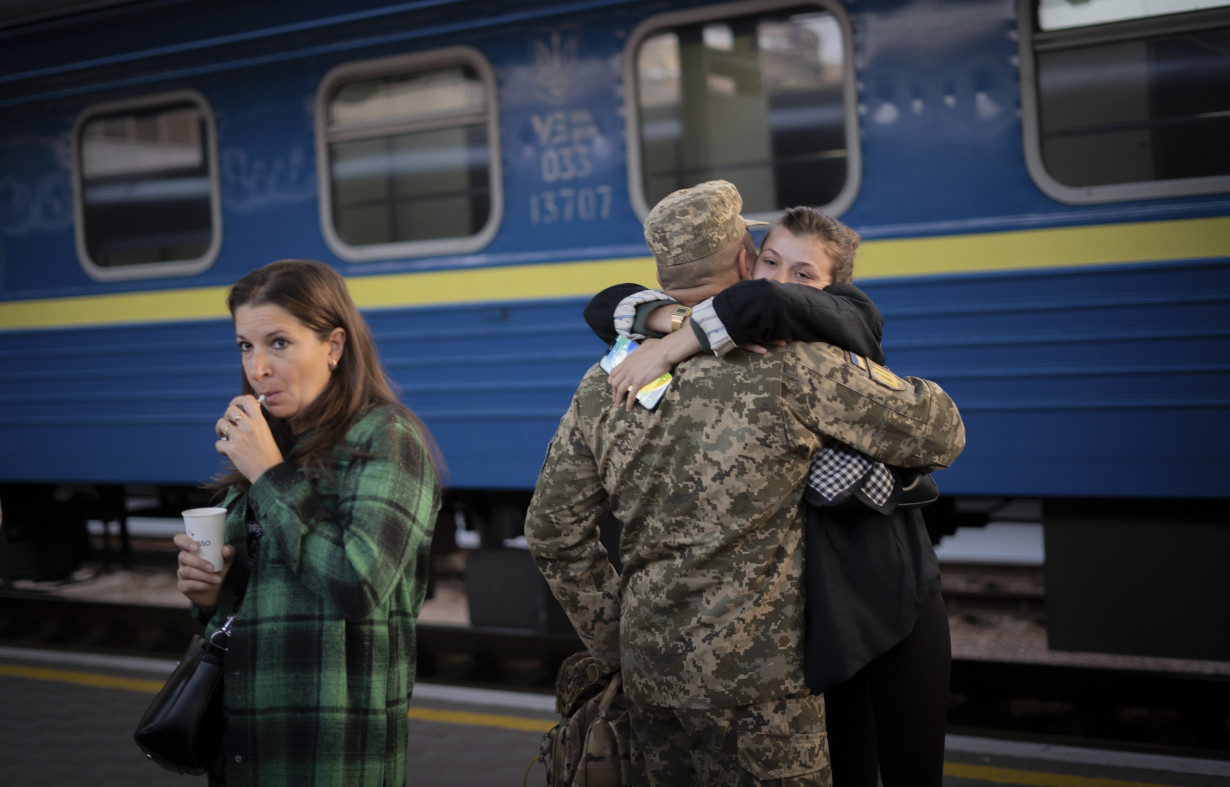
[173,259,443,786]
[588,206,954,787]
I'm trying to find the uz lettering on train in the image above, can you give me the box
[0,0,1227,661]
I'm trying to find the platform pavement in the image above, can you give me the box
[0,646,557,787]
[4,645,1230,787]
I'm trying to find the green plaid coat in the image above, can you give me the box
[197,404,441,786]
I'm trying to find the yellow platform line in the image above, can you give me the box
[0,663,166,694]
[0,662,554,732]
[944,761,1175,786]
[408,706,554,733]
[0,664,1191,784]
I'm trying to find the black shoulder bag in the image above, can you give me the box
[136,499,262,773]
[134,610,236,774]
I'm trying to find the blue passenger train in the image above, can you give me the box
[1,0,1227,659]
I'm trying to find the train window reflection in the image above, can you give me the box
[319,49,501,261]
[73,91,220,280]
[1039,0,1230,31]
[1021,1,1230,202]
[329,69,485,125]
[629,2,858,218]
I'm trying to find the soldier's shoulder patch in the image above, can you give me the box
[846,351,908,390]
[868,361,908,391]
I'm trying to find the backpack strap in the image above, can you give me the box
[595,671,622,712]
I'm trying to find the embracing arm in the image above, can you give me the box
[524,393,622,673]
[586,280,888,409]
[708,280,884,363]
[788,343,966,471]
[584,281,884,362]
[246,407,441,619]
[584,283,676,345]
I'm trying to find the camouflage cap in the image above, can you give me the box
[644,180,769,268]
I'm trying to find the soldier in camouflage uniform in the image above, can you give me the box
[525,182,965,787]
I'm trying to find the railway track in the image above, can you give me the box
[0,592,579,686]
[941,563,1046,607]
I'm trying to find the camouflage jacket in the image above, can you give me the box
[525,342,964,709]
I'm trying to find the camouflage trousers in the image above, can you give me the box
[627,692,831,787]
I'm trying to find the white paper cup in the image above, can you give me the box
[182,507,227,571]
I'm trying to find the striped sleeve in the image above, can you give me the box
[689,296,736,356]
[614,288,676,340]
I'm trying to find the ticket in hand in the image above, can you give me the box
[599,336,672,410]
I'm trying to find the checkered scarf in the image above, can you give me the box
[805,441,898,514]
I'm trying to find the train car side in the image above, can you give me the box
[1,0,1227,659]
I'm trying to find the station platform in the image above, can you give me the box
[2,645,1228,787]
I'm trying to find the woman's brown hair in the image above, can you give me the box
[772,207,861,284]
[211,259,443,492]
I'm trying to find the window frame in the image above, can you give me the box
[315,46,503,263]
[623,0,861,221]
[71,89,222,282]
[1017,0,1230,204]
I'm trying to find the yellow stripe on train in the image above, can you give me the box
[1,216,1226,332]
[0,257,658,331]
[856,214,1228,277]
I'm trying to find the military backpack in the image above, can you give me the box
[525,651,630,786]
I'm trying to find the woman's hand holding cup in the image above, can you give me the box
[173,532,235,609]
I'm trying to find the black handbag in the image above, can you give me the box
[134,612,235,774]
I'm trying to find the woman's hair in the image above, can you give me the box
[212,259,443,491]
[772,207,861,284]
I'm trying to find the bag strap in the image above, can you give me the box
[596,671,621,712]
[523,752,545,787]
[205,500,254,654]
[209,610,238,647]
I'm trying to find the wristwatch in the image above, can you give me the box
[669,305,692,333]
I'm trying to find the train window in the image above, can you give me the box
[1038,0,1230,30]
[73,91,221,280]
[317,47,502,261]
[1020,0,1230,203]
[626,1,859,219]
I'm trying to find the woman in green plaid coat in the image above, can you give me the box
[174,259,443,786]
